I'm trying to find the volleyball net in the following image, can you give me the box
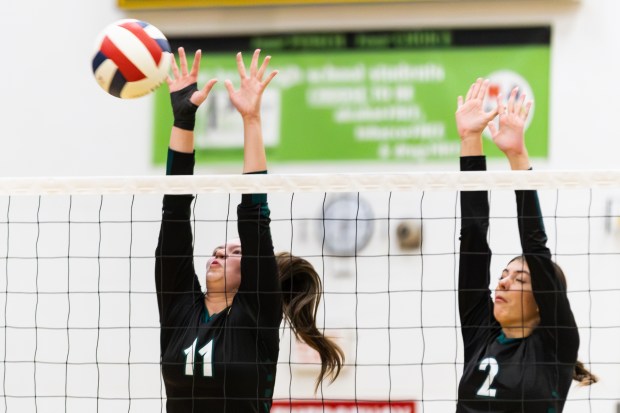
[0,171,619,413]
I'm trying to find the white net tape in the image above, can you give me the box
[1,169,620,195]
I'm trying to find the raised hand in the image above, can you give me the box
[456,78,498,141]
[224,49,278,120]
[166,47,217,153]
[488,87,532,170]
[167,47,217,107]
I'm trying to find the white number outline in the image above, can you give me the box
[184,338,214,377]
[476,357,499,397]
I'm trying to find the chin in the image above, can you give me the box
[205,272,223,283]
[493,311,508,325]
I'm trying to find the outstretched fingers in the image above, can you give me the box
[465,83,474,101]
[167,53,180,85]
[178,47,189,76]
[507,87,518,115]
[234,49,278,90]
[477,79,490,100]
[470,78,482,100]
[189,49,202,78]
[249,49,260,78]
[167,47,193,86]
[521,100,533,121]
[256,54,271,81]
[235,52,247,79]
[251,50,276,86]
[463,78,490,104]
[262,69,278,90]
[504,87,533,120]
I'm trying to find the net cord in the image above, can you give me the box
[1,170,620,195]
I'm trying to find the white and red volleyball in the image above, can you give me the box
[92,19,171,99]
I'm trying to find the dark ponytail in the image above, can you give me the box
[574,360,598,386]
[276,252,344,392]
[550,262,598,386]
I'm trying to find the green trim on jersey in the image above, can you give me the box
[497,332,521,345]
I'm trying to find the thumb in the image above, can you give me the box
[224,79,236,97]
[485,104,499,123]
[202,78,218,96]
[190,79,218,106]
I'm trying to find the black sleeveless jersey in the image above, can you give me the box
[457,156,579,413]
[155,149,282,413]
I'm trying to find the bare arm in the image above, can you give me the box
[224,50,278,173]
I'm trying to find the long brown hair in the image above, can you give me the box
[275,252,344,391]
[509,256,598,386]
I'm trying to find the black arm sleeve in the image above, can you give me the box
[459,156,497,361]
[515,189,579,362]
[234,177,282,332]
[155,149,202,342]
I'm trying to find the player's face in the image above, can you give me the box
[493,258,540,332]
[206,239,242,293]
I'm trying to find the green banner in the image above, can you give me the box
[153,28,550,165]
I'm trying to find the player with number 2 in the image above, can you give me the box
[454,78,596,412]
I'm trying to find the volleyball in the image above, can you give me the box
[92,19,171,99]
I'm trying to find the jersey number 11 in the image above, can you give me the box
[184,338,214,377]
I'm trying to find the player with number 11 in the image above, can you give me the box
[154,47,343,413]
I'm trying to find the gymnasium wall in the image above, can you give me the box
[1,0,618,177]
[1,1,619,412]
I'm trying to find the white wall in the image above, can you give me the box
[2,0,620,177]
[1,1,620,413]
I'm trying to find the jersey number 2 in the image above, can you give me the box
[184,338,213,377]
[476,357,499,397]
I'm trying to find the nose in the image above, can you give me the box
[497,277,510,290]
[215,249,225,259]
